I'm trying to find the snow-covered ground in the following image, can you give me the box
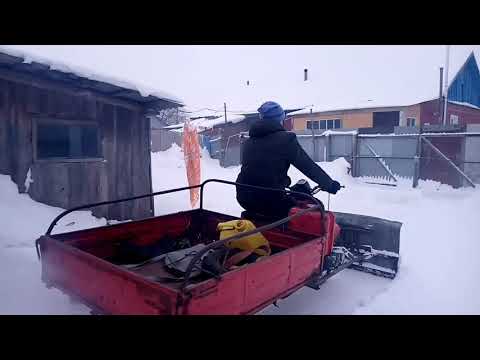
[1,145,479,314]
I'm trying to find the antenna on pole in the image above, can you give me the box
[439,67,444,123]
[224,102,228,124]
[442,45,450,126]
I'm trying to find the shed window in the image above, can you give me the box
[406,117,416,127]
[36,120,101,160]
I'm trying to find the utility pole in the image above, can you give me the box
[310,108,317,161]
[443,45,450,126]
[224,102,227,124]
[439,67,444,123]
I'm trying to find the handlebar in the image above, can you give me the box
[303,184,346,196]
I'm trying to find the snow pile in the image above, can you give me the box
[0,46,183,105]
[321,130,359,136]
[0,176,108,249]
[153,146,480,315]
[0,174,107,314]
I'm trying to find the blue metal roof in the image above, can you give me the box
[448,52,480,107]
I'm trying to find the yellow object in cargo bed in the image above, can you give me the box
[217,220,271,257]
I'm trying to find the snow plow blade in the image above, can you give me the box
[333,212,401,279]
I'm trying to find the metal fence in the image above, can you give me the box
[297,131,480,188]
[157,127,480,188]
[151,129,183,152]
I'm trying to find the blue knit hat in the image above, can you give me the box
[258,101,286,123]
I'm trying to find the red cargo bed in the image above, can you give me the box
[36,180,335,315]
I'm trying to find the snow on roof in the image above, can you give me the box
[163,114,246,133]
[0,46,184,106]
[197,114,245,129]
[287,98,433,116]
[448,100,480,110]
[199,49,480,119]
[178,108,222,119]
[287,97,480,116]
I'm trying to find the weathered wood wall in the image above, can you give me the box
[0,77,153,221]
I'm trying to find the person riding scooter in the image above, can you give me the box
[236,101,341,218]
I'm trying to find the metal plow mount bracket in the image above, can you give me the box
[332,212,401,279]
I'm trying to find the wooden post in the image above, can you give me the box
[146,115,155,217]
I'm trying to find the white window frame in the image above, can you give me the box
[306,120,320,130]
[320,119,342,130]
[450,114,459,125]
[406,117,416,127]
[306,119,342,130]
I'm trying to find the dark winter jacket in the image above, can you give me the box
[236,119,334,216]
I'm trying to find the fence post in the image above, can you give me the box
[325,134,331,162]
[412,133,421,188]
[310,109,317,161]
[351,133,358,177]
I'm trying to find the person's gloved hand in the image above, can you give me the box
[329,181,342,194]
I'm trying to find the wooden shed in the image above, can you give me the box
[0,49,182,221]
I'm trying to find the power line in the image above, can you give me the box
[179,107,255,115]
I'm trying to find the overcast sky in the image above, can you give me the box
[3,45,480,113]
